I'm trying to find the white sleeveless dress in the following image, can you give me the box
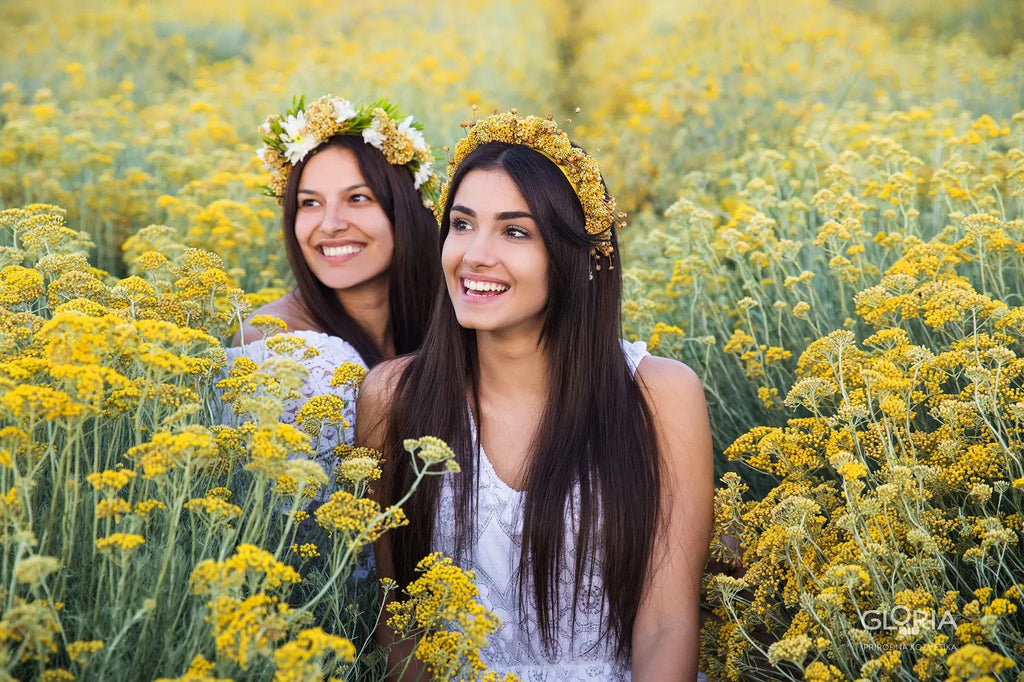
[433,340,650,681]
[224,329,365,499]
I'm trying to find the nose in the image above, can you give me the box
[319,201,349,235]
[462,229,497,268]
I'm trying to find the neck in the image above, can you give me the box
[336,280,394,358]
[475,330,549,401]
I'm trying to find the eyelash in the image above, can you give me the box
[299,193,372,208]
[450,219,529,240]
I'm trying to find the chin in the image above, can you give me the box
[453,314,490,331]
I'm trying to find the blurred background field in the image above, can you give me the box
[3,0,1024,679]
[3,0,1023,452]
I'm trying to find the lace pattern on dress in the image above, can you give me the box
[432,340,650,681]
[224,330,365,499]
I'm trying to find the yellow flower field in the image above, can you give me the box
[3,0,1024,679]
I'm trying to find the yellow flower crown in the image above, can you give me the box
[439,111,624,257]
[257,95,441,207]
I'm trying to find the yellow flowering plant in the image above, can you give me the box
[0,204,514,681]
[4,0,1024,678]
[620,104,1024,458]
[386,553,517,682]
[699,230,1024,679]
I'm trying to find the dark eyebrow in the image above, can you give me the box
[298,183,371,195]
[495,211,533,221]
[451,205,533,222]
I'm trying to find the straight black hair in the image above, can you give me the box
[383,142,662,662]
[281,135,439,366]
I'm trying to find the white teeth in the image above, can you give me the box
[322,245,362,257]
[463,278,509,293]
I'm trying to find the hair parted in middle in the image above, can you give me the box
[281,134,440,367]
[381,140,663,663]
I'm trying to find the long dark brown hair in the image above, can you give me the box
[281,135,439,366]
[382,142,662,662]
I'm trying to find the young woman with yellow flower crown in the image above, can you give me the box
[358,112,714,680]
[228,95,441,485]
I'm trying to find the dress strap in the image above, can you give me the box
[620,339,650,376]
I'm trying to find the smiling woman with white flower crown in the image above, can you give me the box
[228,95,441,478]
[358,111,715,680]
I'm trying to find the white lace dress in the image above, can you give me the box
[224,329,365,499]
[433,341,650,681]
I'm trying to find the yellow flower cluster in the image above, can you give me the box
[95,533,145,553]
[290,543,320,561]
[125,427,219,480]
[272,627,355,682]
[14,555,61,585]
[95,498,131,520]
[183,496,242,522]
[405,435,462,473]
[86,468,136,492]
[945,644,1015,682]
[207,593,292,670]
[335,446,383,485]
[190,544,302,596]
[388,553,518,681]
[295,394,349,437]
[67,639,104,663]
[315,491,407,545]
[0,597,62,667]
[245,423,316,478]
[330,361,367,390]
[218,352,309,424]
[0,265,44,307]
[153,654,232,682]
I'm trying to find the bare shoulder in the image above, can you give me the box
[635,354,706,408]
[355,355,415,449]
[635,354,712,469]
[359,355,414,408]
[231,291,316,347]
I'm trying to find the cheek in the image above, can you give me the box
[534,272,550,308]
[534,270,552,311]
[378,226,396,259]
[440,237,462,277]
[294,214,316,243]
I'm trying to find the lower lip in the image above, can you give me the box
[320,247,363,263]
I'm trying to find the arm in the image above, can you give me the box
[355,358,425,681]
[631,356,714,681]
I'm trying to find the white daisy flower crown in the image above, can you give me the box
[257,95,441,208]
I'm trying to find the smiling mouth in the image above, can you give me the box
[462,277,510,297]
[321,244,363,257]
